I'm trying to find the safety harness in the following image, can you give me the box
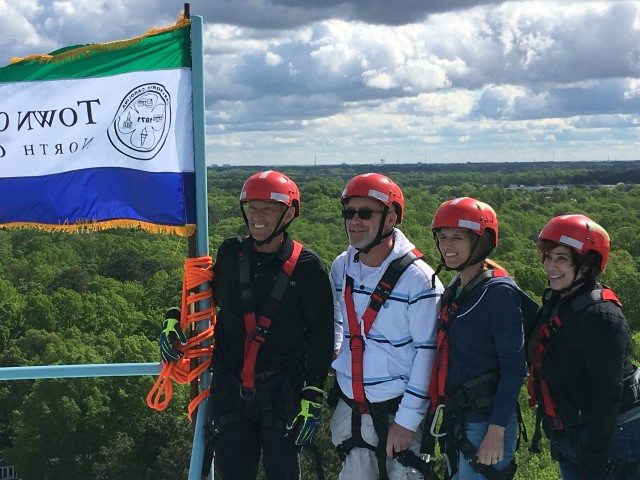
[425,268,521,480]
[527,285,623,451]
[239,237,302,398]
[204,237,303,441]
[204,237,325,478]
[337,248,437,480]
[345,248,422,411]
[428,268,507,411]
[527,285,640,478]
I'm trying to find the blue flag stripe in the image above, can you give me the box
[0,168,195,226]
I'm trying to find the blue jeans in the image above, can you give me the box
[452,413,518,480]
[551,415,640,480]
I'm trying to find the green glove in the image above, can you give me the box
[159,307,187,363]
[286,386,324,446]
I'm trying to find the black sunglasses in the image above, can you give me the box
[341,208,384,220]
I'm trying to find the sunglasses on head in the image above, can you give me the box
[341,207,385,220]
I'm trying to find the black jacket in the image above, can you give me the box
[527,281,634,472]
[212,233,334,389]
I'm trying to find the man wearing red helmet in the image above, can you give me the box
[528,215,640,480]
[188,171,334,479]
[329,173,444,479]
[426,197,538,480]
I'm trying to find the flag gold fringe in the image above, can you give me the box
[10,12,191,65]
[1,220,196,237]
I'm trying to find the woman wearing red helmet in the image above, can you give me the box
[428,197,538,480]
[527,215,640,480]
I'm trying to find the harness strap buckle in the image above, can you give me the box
[444,304,458,320]
[370,291,385,303]
[455,389,473,409]
[239,386,256,400]
[349,335,365,351]
[253,323,269,342]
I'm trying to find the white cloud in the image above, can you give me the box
[363,69,396,89]
[1,0,639,165]
[625,79,640,99]
[265,51,283,66]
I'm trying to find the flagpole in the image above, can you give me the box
[188,12,213,480]
[184,0,201,422]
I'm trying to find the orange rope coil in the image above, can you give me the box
[147,256,216,420]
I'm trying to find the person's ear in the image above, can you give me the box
[284,206,296,223]
[385,210,398,230]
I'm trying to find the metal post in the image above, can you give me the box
[187,14,213,480]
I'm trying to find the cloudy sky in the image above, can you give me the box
[1,0,639,166]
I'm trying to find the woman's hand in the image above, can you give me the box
[476,424,505,465]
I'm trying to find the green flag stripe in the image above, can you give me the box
[0,25,191,83]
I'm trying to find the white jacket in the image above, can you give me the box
[331,229,443,431]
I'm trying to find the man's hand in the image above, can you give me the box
[286,386,324,445]
[159,307,187,363]
[386,421,414,459]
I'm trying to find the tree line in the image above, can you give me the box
[0,162,639,479]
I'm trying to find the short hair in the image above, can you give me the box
[537,239,603,280]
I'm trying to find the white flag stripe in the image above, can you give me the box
[0,68,194,178]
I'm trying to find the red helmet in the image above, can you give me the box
[240,170,300,217]
[340,173,404,223]
[538,215,610,271]
[431,197,499,246]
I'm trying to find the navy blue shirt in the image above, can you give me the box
[445,275,537,427]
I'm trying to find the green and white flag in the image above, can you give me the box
[0,17,196,236]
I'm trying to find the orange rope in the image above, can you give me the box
[147,256,216,420]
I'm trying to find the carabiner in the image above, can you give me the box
[430,403,446,438]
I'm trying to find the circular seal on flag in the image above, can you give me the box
[108,83,172,160]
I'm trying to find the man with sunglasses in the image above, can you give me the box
[161,170,334,480]
[329,173,444,479]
